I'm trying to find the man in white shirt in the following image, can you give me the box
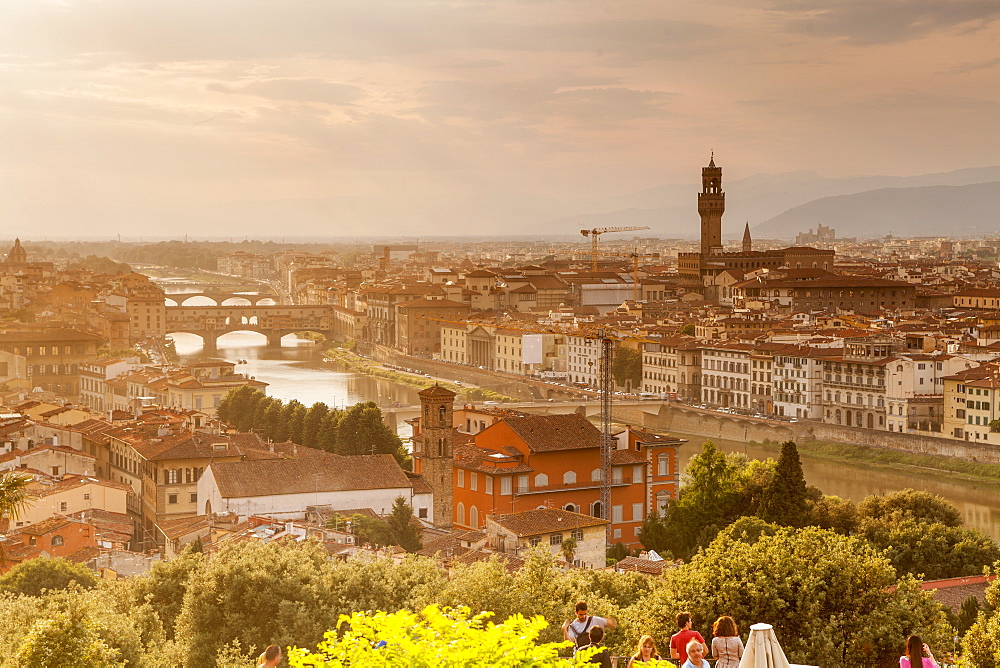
[562,601,617,653]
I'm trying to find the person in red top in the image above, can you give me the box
[669,612,705,665]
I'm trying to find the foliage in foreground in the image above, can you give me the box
[287,605,626,667]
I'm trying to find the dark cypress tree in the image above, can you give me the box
[383,496,422,552]
[758,440,809,527]
[301,402,329,448]
[286,403,307,445]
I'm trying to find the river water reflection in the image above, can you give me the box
[674,433,1000,541]
[169,332,1000,542]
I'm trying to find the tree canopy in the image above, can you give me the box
[625,524,952,668]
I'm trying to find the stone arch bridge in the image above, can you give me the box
[165,305,333,351]
[164,292,278,307]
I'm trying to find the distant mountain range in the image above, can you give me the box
[544,166,1000,240]
[754,181,1000,239]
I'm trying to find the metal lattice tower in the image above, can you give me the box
[598,329,614,544]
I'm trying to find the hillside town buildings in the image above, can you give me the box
[3,155,1000,577]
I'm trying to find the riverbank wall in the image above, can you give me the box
[631,404,1000,465]
[365,345,589,402]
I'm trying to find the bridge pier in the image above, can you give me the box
[266,332,284,348]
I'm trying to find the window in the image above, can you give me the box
[168,494,178,504]
[166,469,178,484]
[517,475,528,493]
[613,528,622,539]
[657,454,669,476]
[591,468,603,482]
[469,506,479,529]
[418,507,428,519]
[549,533,563,546]
[534,473,548,488]
[83,493,90,501]
[572,529,584,541]
[633,465,643,482]
[51,535,64,547]
[612,505,623,523]
[456,503,465,525]
[612,467,623,484]
[190,493,197,503]
[529,536,541,547]
[457,469,464,488]
[485,476,493,494]
[632,503,643,521]
[501,477,512,496]
[59,501,67,512]
[563,470,577,484]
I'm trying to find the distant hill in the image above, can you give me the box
[543,166,1000,240]
[753,181,1000,239]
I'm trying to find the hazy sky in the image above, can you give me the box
[1,0,997,238]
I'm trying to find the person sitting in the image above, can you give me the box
[258,645,281,667]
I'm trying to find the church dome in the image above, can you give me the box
[5,238,27,265]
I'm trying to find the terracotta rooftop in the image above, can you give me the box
[500,413,602,453]
[491,508,609,537]
[209,453,411,498]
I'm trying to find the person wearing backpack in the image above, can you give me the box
[562,601,617,655]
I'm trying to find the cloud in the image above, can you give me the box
[942,56,1000,75]
[767,0,1000,44]
[208,78,365,105]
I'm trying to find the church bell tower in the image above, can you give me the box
[415,384,456,529]
[698,154,725,257]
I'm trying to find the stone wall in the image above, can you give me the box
[617,403,1000,465]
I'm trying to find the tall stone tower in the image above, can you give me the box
[742,222,752,253]
[698,154,725,257]
[416,384,456,529]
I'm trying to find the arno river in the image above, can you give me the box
[163,284,1000,541]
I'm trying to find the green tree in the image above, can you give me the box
[757,441,809,527]
[315,411,342,453]
[964,573,1000,666]
[301,402,330,448]
[286,401,308,445]
[0,472,31,563]
[660,441,744,558]
[622,525,951,668]
[383,497,423,552]
[955,594,981,636]
[336,402,407,464]
[856,489,962,527]
[0,557,98,596]
[804,494,859,533]
[173,539,338,668]
[637,510,671,555]
[611,345,642,391]
[560,536,577,565]
[15,606,124,668]
[130,544,205,639]
[859,518,1000,580]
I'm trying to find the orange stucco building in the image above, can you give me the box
[411,393,683,549]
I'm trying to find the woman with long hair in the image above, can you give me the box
[900,635,938,667]
[258,645,282,667]
[711,616,744,668]
[627,635,661,666]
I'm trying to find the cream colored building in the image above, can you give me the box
[440,325,469,364]
[18,475,131,528]
[485,508,609,570]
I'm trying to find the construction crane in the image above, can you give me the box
[416,314,653,545]
[580,226,650,271]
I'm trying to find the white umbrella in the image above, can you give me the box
[738,623,792,668]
